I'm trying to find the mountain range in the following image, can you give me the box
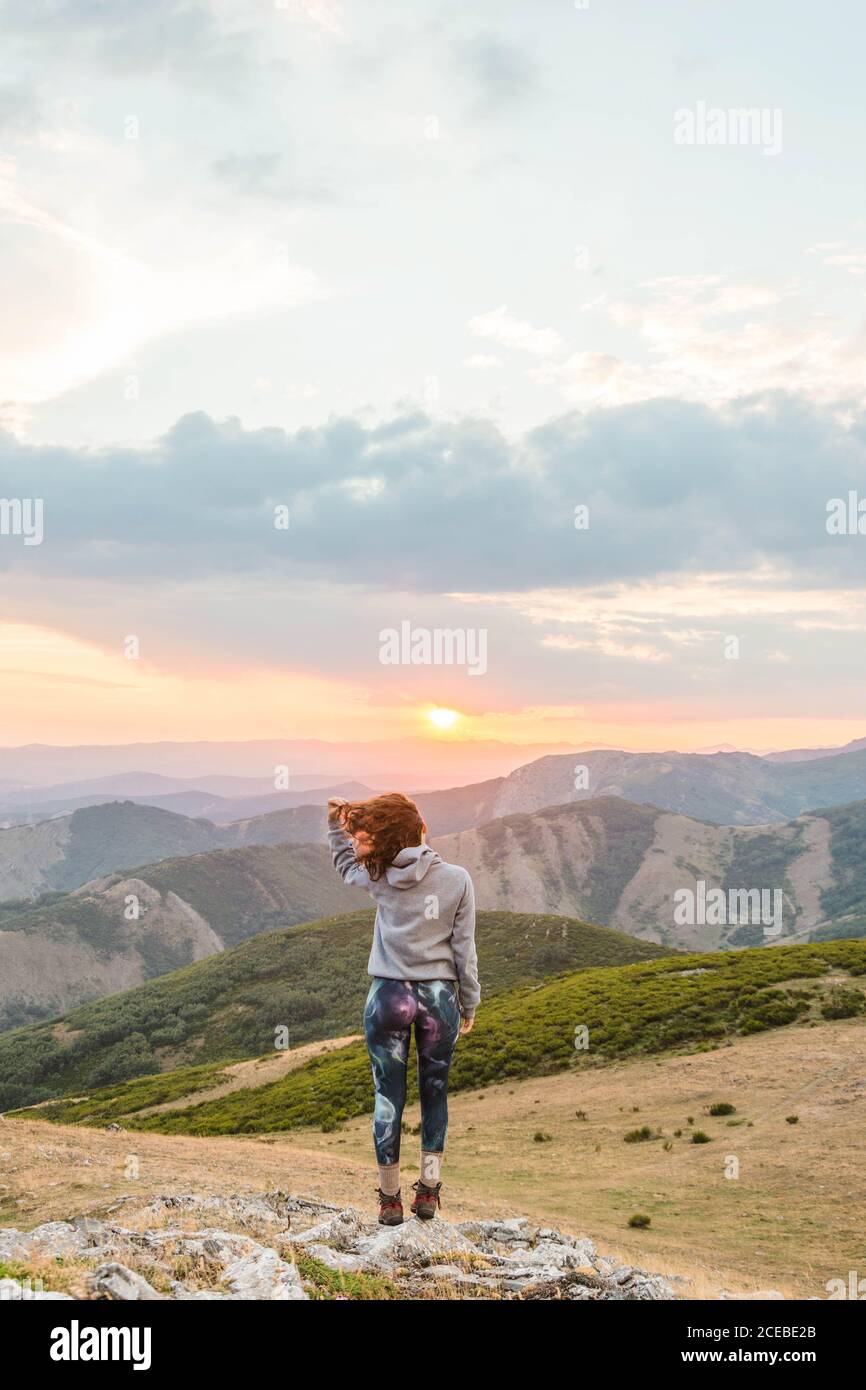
[416,745,866,830]
[8,741,866,836]
[5,734,866,1035]
[3,789,866,1029]
[0,908,670,1108]
[434,795,866,951]
[0,737,578,790]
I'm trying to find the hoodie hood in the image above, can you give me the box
[385,843,441,887]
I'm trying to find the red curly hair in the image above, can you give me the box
[342,792,424,881]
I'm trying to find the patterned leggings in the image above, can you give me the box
[363,977,461,1167]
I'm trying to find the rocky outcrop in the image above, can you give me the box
[0,1191,675,1301]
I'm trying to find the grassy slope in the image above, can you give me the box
[27,938,866,1134]
[0,909,668,1109]
[135,842,362,944]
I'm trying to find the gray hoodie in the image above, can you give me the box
[328,825,480,1018]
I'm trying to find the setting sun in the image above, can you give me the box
[427,707,460,731]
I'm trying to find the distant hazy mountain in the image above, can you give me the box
[0,737,579,790]
[0,799,355,901]
[195,782,373,824]
[414,746,866,829]
[227,804,328,845]
[0,772,277,804]
[433,795,866,952]
[762,737,866,763]
[0,781,373,827]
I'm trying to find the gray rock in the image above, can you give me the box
[222,1247,307,1301]
[170,1286,235,1300]
[0,1221,90,1260]
[356,1216,479,1270]
[0,1189,677,1302]
[456,1217,535,1245]
[90,1262,167,1301]
[292,1207,365,1251]
[0,1230,32,1261]
[302,1243,367,1273]
[514,1237,598,1270]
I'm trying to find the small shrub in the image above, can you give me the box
[820,989,865,1021]
[785,1115,799,1125]
[628,1213,651,1230]
[691,1130,711,1144]
[624,1125,653,1144]
[533,1131,552,1144]
[709,1102,735,1116]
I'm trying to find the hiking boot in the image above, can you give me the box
[410,1180,442,1220]
[377,1188,404,1226]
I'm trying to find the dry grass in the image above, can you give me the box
[136,1034,362,1116]
[2,1017,865,1299]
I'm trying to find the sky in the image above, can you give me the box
[2,0,866,752]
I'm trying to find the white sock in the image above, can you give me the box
[420,1151,442,1185]
[378,1163,401,1195]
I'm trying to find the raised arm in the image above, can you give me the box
[327,801,372,890]
[452,872,480,1021]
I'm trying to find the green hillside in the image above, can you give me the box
[816,799,866,922]
[26,938,866,1136]
[0,841,365,1031]
[48,802,225,890]
[131,842,360,945]
[0,909,668,1110]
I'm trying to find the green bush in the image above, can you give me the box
[624,1125,654,1143]
[820,989,865,1021]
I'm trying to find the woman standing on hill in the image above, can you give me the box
[327,792,479,1227]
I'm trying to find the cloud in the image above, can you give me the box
[2,0,256,86]
[0,83,42,137]
[1,392,865,599]
[277,0,344,35]
[807,243,866,276]
[0,161,322,416]
[210,151,338,205]
[469,305,562,357]
[535,273,866,411]
[452,34,539,112]
[463,353,501,369]
[3,393,866,719]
